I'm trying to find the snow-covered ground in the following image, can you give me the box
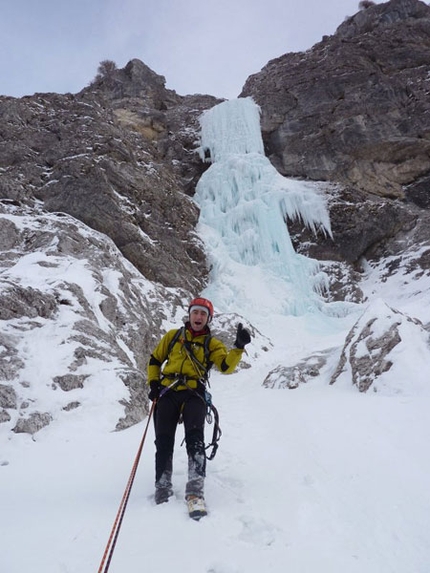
[2,311,429,573]
[1,98,430,573]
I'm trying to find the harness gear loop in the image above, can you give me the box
[97,400,156,573]
[205,402,222,461]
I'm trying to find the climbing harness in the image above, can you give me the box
[97,400,156,573]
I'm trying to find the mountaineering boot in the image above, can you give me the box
[185,437,206,500]
[154,487,173,504]
[186,495,207,520]
[154,468,173,504]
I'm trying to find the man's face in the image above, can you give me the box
[189,308,209,332]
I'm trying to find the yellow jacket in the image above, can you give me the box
[147,325,244,390]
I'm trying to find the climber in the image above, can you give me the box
[147,296,251,518]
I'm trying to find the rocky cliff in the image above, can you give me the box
[241,0,430,200]
[0,60,222,292]
[242,0,430,280]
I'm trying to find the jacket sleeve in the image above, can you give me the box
[147,330,177,385]
[209,338,244,374]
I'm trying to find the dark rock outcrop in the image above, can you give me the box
[0,59,222,293]
[240,0,430,199]
[288,185,418,264]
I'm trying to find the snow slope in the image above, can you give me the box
[2,324,429,573]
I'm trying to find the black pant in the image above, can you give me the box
[154,389,206,497]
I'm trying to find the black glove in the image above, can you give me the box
[234,323,251,349]
[148,380,161,401]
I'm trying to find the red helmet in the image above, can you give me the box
[188,297,214,322]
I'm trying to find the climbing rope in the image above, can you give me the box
[97,400,156,573]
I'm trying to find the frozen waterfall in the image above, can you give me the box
[195,97,333,318]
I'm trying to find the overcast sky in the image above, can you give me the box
[1,0,374,100]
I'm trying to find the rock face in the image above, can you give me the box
[263,350,333,390]
[240,0,430,199]
[0,200,190,433]
[0,59,222,293]
[288,185,418,265]
[239,0,430,292]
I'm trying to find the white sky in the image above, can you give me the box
[1,0,373,99]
